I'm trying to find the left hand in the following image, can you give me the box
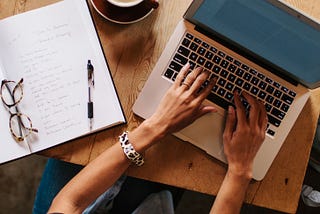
[147,63,217,137]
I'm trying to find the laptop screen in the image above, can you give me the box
[185,0,320,88]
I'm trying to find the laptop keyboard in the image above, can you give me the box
[163,32,297,137]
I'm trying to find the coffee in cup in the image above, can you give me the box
[107,0,159,9]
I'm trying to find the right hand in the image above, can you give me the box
[222,92,268,178]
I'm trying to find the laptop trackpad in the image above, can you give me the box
[174,112,227,162]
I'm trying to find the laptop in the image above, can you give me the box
[133,0,320,180]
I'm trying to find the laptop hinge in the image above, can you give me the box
[194,26,299,87]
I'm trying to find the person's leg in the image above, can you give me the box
[132,190,174,214]
[33,158,84,214]
[111,176,184,213]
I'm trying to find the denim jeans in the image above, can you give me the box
[33,158,176,214]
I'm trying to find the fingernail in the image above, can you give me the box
[228,105,234,113]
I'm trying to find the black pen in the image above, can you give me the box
[87,60,94,130]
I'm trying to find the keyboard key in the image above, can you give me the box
[257,73,265,80]
[267,114,281,127]
[281,103,290,112]
[241,64,249,71]
[226,56,233,62]
[235,78,244,87]
[169,61,182,72]
[197,56,205,65]
[218,79,226,87]
[243,82,251,91]
[244,73,252,81]
[235,68,244,77]
[258,91,267,99]
[273,99,282,108]
[205,61,213,70]
[202,41,210,49]
[228,74,236,82]
[228,64,237,72]
[266,77,273,84]
[190,42,198,51]
[274,89,282,98]
[218,51,225,58]
[271,108,286,120]
[234,60,241,66]
[220,60,229,68]
[258,81,267,90]
[189,61,196,69]
[218,88,226,97]
[186,33,193,40]
[207,93,231,109]
[190,52,198,61]
[220,69,229,78]
[226,82,234,91]
[194,37,202,44]
[212,85,218,92]
[173,53,188,65]
[289,90,297,97]
[251,77,259,85]
[205,51,214,60]
[210,46,217,53]
[250,86,259,95]
[164,69,175,79]
[265,103,272,112]
[182,38,191,47]
[267,129,275,136]
[281,86,289,93]
[213,55,221,64]
[266,95,274,104]
[266,85,275,94]
[197,47,206,56]
[178,46,190,57]
[213,65,221,74]
[249,69,258,75]
[225,92,234,101]
[273,81,281,88]
[281,94,294,105]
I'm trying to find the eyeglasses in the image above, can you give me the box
[0,78,38,142]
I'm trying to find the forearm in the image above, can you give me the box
[210,170,251,214]
[49,119,165,213]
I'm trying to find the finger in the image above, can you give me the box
[189,70,209,94]
[242,92,259,126]
[233,91,247,125]
[175,63,190,88]
[258,101,268,130]
[184,66,203,87]
[195,105,218,118]
[196,76,217,102]
[223,105,236,142]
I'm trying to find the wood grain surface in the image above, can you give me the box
[1,0,320,213]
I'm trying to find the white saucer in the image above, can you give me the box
[90,0,154,24]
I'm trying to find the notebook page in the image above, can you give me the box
[0,0,125,157]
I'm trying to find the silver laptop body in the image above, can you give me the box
[133,0,320,180]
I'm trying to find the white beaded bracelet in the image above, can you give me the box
[119,131,144,166]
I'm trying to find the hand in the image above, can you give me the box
[223,92,268,178]
[147,63,217,138]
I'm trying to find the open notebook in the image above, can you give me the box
[0,0,126,164]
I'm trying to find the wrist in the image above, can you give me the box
[227,165,253,181]
[128,118,167,153]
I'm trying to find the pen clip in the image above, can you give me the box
[87,60,94,86]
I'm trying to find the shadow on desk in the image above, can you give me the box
[0,154,319,213]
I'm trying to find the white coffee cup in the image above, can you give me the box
[107,0,159,8]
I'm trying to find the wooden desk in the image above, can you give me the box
[2,0,320,213]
